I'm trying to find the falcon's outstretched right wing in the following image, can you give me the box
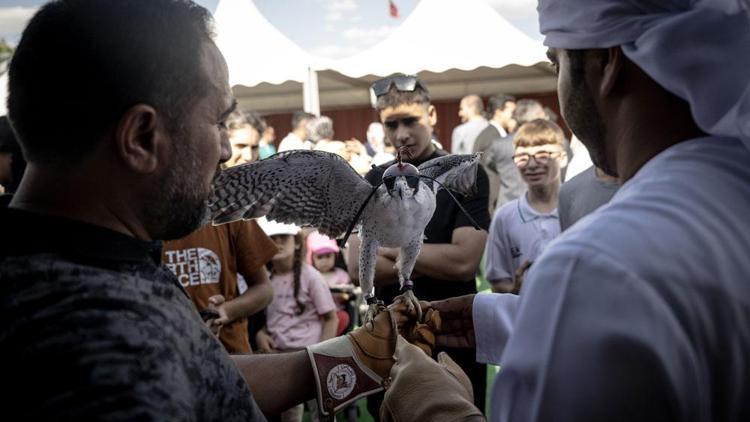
[209,150,375,238]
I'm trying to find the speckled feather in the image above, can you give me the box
[209,150,481,297]
[417,152,481,196]
[209,150,372,238]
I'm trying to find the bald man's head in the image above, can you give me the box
[458,95,484,122]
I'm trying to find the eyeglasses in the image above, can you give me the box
[370,75,422,97]
[512,150,561,167]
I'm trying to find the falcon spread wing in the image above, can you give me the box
[417,153,481,197]
[210,150,375,238]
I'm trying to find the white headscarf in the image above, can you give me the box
[538,0,750,150]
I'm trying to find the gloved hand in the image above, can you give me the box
[347,305,398,381]
[389,294,443,356]
[421,294,476,349]
[381,337,485,422]
[307,306,397,419]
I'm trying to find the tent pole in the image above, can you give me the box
[303,67,320,116]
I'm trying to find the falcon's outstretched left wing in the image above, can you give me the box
[209,150,375,238]
[417,153,481,197]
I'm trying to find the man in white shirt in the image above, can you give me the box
[451,95,488,155]
[277,110,314,152]
[381,1,750,421]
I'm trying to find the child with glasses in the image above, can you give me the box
[485,119,568,293]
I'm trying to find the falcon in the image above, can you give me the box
[209,149,481,321]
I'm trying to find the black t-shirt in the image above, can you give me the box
[0,206,266,421]
[365,149,491,303]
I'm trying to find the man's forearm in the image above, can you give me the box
[347,236,399,287]
[351,231,486,285]
[363,247,480,286]
[232,351,315,415]
[372,255,400,286]
[348,248,399,286]
[413,243,482,281]
[319,315,338,342]
[225,282,273,322]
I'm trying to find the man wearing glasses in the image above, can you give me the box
[485,119,567,293]
[347,74,491,416]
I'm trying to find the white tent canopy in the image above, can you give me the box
[323,0,547,78]
[213,0,322,113]
[213,0,317,87]
[234,64,556,113]
[219,0,554,113]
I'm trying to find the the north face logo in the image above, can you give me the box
[164,247,222,287]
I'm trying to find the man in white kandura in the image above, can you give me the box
[381,1,750,421]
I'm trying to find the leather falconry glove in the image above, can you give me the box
[380,336,485,422]
[307,305,398,420]
[389,293,442,355]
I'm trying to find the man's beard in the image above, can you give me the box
[564,70,618,177]
[144,141,216,241]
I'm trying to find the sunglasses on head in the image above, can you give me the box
[370,75,422,97]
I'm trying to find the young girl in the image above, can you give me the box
[255,219,338,422]
[306,231,353,335]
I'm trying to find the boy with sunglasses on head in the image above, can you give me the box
[485,119,568,293]
[347,74,491,417]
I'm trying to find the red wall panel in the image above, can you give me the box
[257,91,563,151]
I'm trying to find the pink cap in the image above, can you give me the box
[307,231,340,256]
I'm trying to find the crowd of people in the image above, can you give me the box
[1,0,749,421]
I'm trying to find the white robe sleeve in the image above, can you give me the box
[490,243,698,422]
[473,293,519,365]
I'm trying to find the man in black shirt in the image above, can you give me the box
[1,1,396,420]
[1,207,269,421]
[348,75,491,416]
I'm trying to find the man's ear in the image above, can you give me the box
[427,105,438,126]
[599,46,625,98]
[114,104,165,174]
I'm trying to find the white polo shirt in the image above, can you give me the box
[485,193,560,281]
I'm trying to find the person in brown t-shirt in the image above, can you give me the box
[163,219,276,353]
